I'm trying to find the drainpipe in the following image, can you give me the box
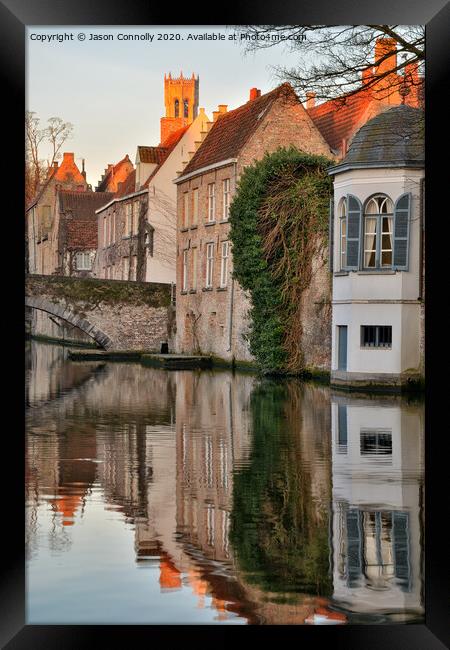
[418,177,424,300]
[227,162,238,358]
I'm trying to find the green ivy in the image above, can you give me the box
[229,147,332,374]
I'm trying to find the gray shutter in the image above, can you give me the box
[329,196,334,273]
[393,193,411,270]
[346,194,362,270]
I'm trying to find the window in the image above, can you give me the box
[111,212,115,244]
[360,430,392,456]
[223,179,230,220]
[130,255,137,281]
[192,188,199,226]
[103,215,108,247]
[339,199,347,269]
[123,256,130,280]
[363,195,394,269]
[183,192,189,228]
[207,183,215,222]
[361,325,392,349]
[206,243,214,288]
[174,99,179,118]
[220,241,229,287]
[132,201,139,235]
[125,203,132,236]
[182,250,188,291]
[191,247,198,290]
[183,99,189,118]
[75,252,92,270]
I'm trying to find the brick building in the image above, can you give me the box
[57,190,114,276]
[95,73,209,285]
[26,152,89,275]
[174,83,333,365]
[95,154,134,193]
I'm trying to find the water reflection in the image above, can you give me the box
[25,341,424,624]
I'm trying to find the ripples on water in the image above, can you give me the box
[25,340,424,625]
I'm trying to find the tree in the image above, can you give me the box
[25,111,74,205]
[235,25,424,105]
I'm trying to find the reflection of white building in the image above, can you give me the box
[330,393,424,620]
[329,106,424,389]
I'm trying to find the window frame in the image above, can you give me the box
[222,178,230,221]
[182,249,188,292]
[191,247,198,290]
[362,194,394,270]
[360,325,392,349]
[205,242,214,288]
[191,188,199,226]
[75,251,92,271]
[339,199,347,270]
[207,183,216,223]
[220,241,229,288]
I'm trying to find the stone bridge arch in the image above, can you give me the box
[25,296,113,349]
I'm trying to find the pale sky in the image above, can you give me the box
[26,26,300,188]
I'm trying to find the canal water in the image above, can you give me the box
[25,340,425,625]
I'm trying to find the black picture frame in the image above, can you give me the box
[2,0,449,647]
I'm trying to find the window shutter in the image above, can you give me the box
[393,193,411,270]
[329,196,334,273]
[346,194,362,270]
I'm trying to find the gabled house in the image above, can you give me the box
[173,83,333,364]
[95,155,134,193]
[26,152,89,275]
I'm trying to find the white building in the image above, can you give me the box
[328,106,425,390]
[330,392,424,621]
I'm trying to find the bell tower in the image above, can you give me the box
[160,72,199,145]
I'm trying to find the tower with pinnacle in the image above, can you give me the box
[160,72,199,145]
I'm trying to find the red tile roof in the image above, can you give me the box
[59,190,114,220]
[307,90,373,155]
[181,84,298,176]
[137,146,169,164]
[66,220,98,250]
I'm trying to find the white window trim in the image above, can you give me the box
[182,250,188,291]
[220,241,229,287]
[222,179,230,221]
[206,242,214,288]
[208,183,216,222]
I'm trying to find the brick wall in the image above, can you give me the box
[26,275,174,351]
[175,94,335,370]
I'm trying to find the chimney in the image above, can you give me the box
[374,37,397,76]
[81,158,86,180]
[305,92,316,109]
[212,110,220,122]
[249,88,261,101]
[62,152,75,164]
[218,104,228,114]
[53,161,59,170]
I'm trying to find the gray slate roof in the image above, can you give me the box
[329,105,424,174]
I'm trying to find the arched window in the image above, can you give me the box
[338,198,347,269]
[363,194,394,269]
[174,99,179,118]
[183,99,189,118]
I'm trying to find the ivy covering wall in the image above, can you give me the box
[229,147,333,374]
